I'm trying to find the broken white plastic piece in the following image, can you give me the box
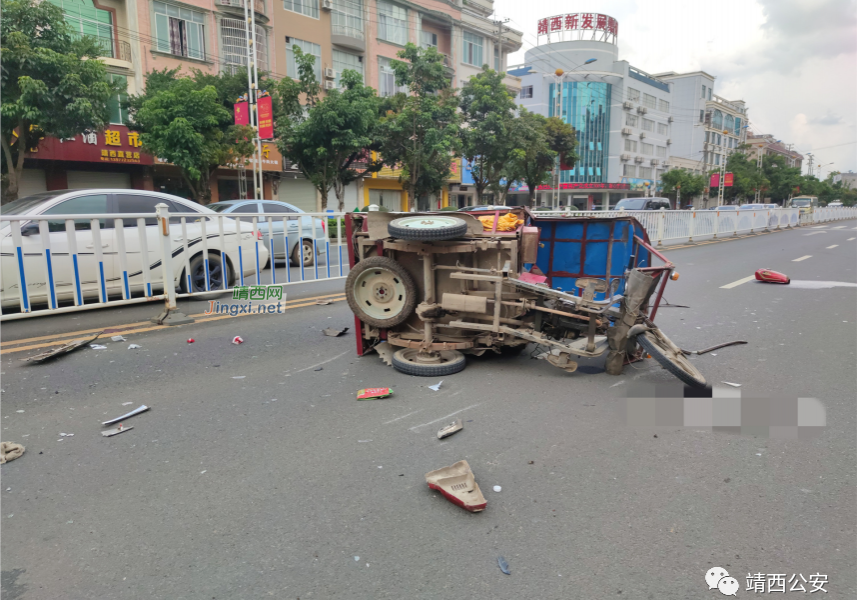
[102,405,149,426]
[437,418,463,439]
[128,344,141,349]
[111,335,127,342]
[90,344,107,350]
[721,381,742,388]
[428,381,443,391]
[102,424,133,437]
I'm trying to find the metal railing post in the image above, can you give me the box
[688,210,695,243]
[657,211,665,246]
[151,203,193,325]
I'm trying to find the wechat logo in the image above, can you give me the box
[706,567,739,596]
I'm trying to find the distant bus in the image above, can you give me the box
[788,196,818,214]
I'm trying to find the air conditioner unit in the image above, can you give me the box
[321,0,333,10]
[324,80,336,90]
[639,132,646,139]
[637,106,648,114]
[663,161,671,167]
[623,101,633,110]
[621,127,632,135]
[651,159,660,166]
[666,138,672,145]
[620,153,630,161]
[324,67,335,79]
[668,116,674,123]
[634,156,644,163]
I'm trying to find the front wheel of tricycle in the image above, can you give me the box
[636,329,707,389]
[392,348,466,377]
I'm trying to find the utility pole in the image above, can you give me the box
[242,0,263,200]
[806,153,814,178]
[552,70,564,209]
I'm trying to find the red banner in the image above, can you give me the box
[234,101,249,126]
[257,96,274,139]
[710,173,719,188]
[710,173,733,187]
[724,172,734,187]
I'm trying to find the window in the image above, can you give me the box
[115,194,184,226]
[283,0,319,19]
[624,139,637,152]
[642,118,654,132]
[625,114,638,127]
[106,74,128,124]
[627,87,640,101]
[420,30,437,49]
[623,165,636,177]
[262,203,297,214]
[222,19,267,72]
[44,194,109,231]
[638,166,653,179]
[286,38,321,81]
[494,45,500,70]
[378,56,407,97]
[705,131,710,143]
[712,109,723,129]
[708,87,712,100]
[725,114,734,131]
[153,1,205,60]
[701,84,706,98]
[332,0,363,41]
[656,146,666,158]
[520,85,533,99]
[715,154,721,165]
[716,133,722,145]
[51,0,114,57]
[641,143,653,156]
[463,31,483,66]
[642,93,657,109]
[699,109,704,123]
[378,1,407,46]
[657,122,668,135]
[332,50,363,86]
[658,99,669,113]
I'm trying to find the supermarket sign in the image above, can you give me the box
[26,125,154,165]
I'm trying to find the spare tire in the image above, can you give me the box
[345,256,418,328]
[388,216,468,241]
[392,348,467,377]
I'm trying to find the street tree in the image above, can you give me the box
[130,75,255,204]
[1,0,123,203]
[504,109,577,207]
[275,51,383,211]
[378,44,460,209]
[722,152,768,203]
[660,169,706,207]
[459,68,517,204]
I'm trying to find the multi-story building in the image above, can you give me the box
[745,133,803,170]
[507,12,674,210]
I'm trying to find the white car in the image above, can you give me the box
[1,189,268,309]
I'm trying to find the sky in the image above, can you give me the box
[497,0,857,178]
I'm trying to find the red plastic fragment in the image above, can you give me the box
[755,268,790,284]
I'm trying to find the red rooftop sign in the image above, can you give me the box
[537,13,618,45]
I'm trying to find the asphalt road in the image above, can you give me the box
[2,222,855,599]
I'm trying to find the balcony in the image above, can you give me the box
[331,21,365,52]
[72,31,133,69]
[502,72,521,94]
[462,0,494,17]
[219,0,267,18]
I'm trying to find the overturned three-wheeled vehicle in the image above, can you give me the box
[344,208,706,388]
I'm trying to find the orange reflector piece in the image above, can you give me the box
[670,272,680,281]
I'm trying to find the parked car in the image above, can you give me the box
[457,205,511,212]
[1,189,267,309]
[614,197,672,210]
[828,201,843,208]
[711,206,738,211]
[738,204,765,210]
[209,200,324,267]
[763,204,779,209]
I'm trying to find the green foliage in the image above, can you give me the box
[1,0,122,202]
[459,68,517,203]
[660,169,706,206]
[275,51,383,211]
[378,44,460,208]
[131,73,255,203]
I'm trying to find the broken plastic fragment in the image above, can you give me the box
[721,381,742,388]
[357,388,393,400]
[428,381,443,391]
[128,344,141,349]
[232,336,244,345]
[90,344,107,350]
[322,327,349,337]
[498,556,511,575]
[111,335,127,342]
[493,485,502,493]
[102,424,133,437]
[437,419,463,439]
[102,405,149,426]
[425,460,487,512]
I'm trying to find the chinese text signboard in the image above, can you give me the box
[710,173,734,188]
[533,183,630,191]
[234,101,249,126]
[537,13,618,44]
[27,125,154,165]
[257,96,274,139]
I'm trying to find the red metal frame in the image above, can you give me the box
[632,235,674,322]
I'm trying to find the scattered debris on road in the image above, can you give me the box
[323,327,349,337]
[315,300,332,305]
[0,442,25,464]
[374,342,394,366]
[680,340,747,356]
[59,433,74,437]
[357,388,394,400]
[437,419,463,439]
[497,556,511,575]
[90,344,107,350]
[755,268,790,284]
[428,381,443,391]
[232,336,244,345]
[187,338,195,344]
[21,332,103,363]
[111,335,127,342]
[722,382,742,388]
[493,485,502,492]
[425,460,487,512]
[102,405,149,426]
[232,376,246,379]
[102,424,133,437]
[128,344,142,350]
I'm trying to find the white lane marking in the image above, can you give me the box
[803,232,827,236]
[383,408,427,425]
[293,350,351,374]
[792,255,812,262]
[720,275,756,289]
[832,226,847,229]
[826,245,839,249]
[811,226,828,229]
[848,237,856,241]
[408,403,483,431]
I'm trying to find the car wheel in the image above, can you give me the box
[387,216,468,241]
[290,239,314,267]
[181,253,233,294]
[345,256,417,328]
[392,348,466,377]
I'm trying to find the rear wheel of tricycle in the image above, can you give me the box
[345,256,418,328]
[392,348,466,377]
[636,328,707,389]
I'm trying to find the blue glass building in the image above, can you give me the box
[548,81,612,184]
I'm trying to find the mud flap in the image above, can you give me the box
[605,269,661,376]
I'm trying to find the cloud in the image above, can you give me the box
[808,112,844,126]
